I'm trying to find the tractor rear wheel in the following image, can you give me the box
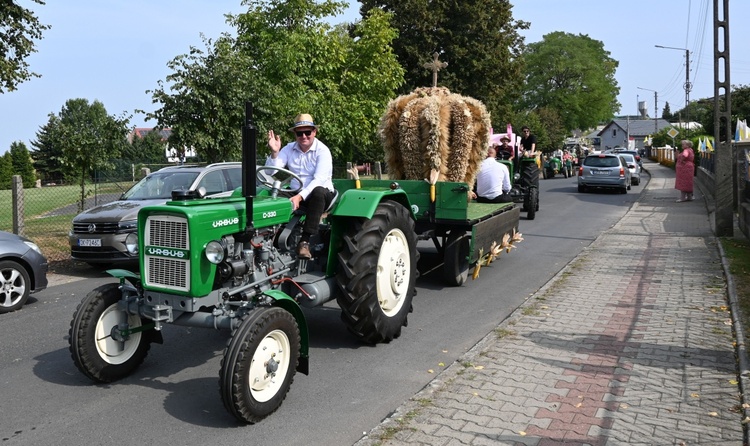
[69,283,153,382]
[220,307,300,424]
[336,201,418,344]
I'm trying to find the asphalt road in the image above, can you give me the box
[1,171,646,446]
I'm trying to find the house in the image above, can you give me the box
[128,127,197,163]
[597,118,672,152]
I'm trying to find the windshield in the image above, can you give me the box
[122,171,200,200]
[584,156,620,168]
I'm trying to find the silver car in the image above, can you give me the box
[577,154,631,194]
[0,231,48,313]
[69,162,242,266]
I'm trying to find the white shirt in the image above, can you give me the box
[265,139,334,200]
[476,157,511,200]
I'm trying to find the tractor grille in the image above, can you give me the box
[144,215,190,291]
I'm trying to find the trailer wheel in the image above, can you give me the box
[337,201,418,344]
[69,283,153,382]
[525,187,538,220]
[442,231,470,286]
[220,307,300,424]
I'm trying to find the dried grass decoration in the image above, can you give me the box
[379,87,491,191]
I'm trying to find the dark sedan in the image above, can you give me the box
[0,231,48,313]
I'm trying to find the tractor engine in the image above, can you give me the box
[211,226,297,294]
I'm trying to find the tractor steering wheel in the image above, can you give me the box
[256,165,303,195]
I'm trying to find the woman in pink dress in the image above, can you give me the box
[674,139,695,202]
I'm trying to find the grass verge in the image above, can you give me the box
[720,237,750,346]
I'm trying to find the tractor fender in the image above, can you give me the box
[261,289,310,375]
[105,268,141,288]
[324,188,413,277]
[330,188,412,220]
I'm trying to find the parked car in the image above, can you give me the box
[612,148,642,168]
[578,153,632,194]
[0,231,48,313]
[69,162,243,266]
[619,153,641,185]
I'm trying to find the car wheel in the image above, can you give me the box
[578,185,586,193]
[0,260,31,313]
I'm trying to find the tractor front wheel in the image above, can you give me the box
[220,307,300,424]
[69,283,153,382]
[337,201,418,344]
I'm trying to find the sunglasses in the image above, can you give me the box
[295,130,313,137]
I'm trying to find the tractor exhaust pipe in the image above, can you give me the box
[242,101,257,233]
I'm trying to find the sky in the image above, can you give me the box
[3,0,749,154]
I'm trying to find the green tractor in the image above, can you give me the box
[68,103,520,424]
[500,157,540,220]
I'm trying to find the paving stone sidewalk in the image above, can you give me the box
[356,161,746,446]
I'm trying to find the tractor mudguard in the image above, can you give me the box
[330,188,411,220]
[261,289,310,375]
[324,186,412,277]
[105,268,141,287]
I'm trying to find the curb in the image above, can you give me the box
[718,239,750,442]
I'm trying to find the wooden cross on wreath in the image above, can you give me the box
[423,52,447,87]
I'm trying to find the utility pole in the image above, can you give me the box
[637,87,658,148]
[655,45,691,130]
[713,0,732,236]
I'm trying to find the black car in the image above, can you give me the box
[0,231,48,313]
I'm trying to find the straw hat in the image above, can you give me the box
[288,113,318,132]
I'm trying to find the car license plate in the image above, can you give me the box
[591,170,609,176]
[78,238,102,247]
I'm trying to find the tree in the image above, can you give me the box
[43,99,130,209]
[662,101,672,120]
[0,0,50,93]
[535,107,565,151]
[30,118,67,184]
[9,141,36,187]
[521,32,620,132]
[123,128,168,165]
[145,35,248,164]
[0,153,13,189]
[146,0,404,165]
[359,0,528,127]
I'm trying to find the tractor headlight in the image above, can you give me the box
[205,240,225,264]
[125,233,139,255]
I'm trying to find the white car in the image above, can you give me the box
[618,153,641,185]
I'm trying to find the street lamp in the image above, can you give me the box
[655,45,691,129]
[637,86,658,144]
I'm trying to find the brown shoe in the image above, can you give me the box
[297,241,311,259]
